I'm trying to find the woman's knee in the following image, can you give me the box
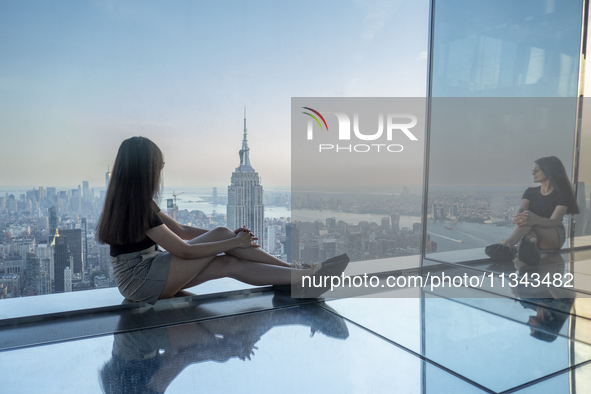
[524,230,536,239]
[211,227,235,238]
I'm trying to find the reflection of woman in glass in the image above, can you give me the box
[512,255,574,343]
[485,156,579,265]
[97,137,348,303]
[515,288,574,343]
[99,304,348,394]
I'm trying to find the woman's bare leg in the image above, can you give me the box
[159,254,218,299]
[160,253,311,299]
[181,254,313,289]
[531,226,561,250]
[159,227,309,299]
[505,225,533,246]
[187,227,290,267]
[506,225,560,250]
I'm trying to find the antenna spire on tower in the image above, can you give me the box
[238,107,252,170]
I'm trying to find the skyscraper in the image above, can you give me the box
[60,229,83,275]
[391,213,400,232]
[322,239,337,261]
[25,252,40,291]
[303,241,320,265]
[166,199,174,218]
[266,225,275,254]
[82,181,90,203]
[105,166,111,189]
[286,223,299,263]
[53,234,71,293]
[64,267,72,293]
[81,218,88,274]
[70,188,81,213]
[227,109,264,247]
[381,217,390,231]
[48,206,59,244]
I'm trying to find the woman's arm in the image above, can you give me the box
[536,205,568,228]
[146,224,256,259]
[157,210,208,240]
[518,199,529,213]
[513,199,530,226]
[516,205,567,228]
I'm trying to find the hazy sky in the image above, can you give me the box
[0,0,429,189]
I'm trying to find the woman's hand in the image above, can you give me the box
[236,229,260,248]
[513,211,528,226]
[234,226,253,236]
[513,210,540,226]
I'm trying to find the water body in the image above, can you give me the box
[291,209,511,252]
[425,219,512,252]
[160,193,513,252]
[159,191,292,219]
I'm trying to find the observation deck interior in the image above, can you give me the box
[2,248,591,394]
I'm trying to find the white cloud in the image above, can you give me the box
[355,0,402,40]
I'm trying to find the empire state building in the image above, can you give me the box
[227,110,264,248]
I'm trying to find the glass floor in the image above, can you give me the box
[1,249,591,393]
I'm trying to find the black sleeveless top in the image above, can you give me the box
[109,211,164,257]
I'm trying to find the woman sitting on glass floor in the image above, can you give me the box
[485,156,579,265]
[96,136,348,304]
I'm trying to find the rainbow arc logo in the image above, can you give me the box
[302,107,329,131]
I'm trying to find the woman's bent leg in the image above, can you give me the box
[159,254,218,299]
[506,225,533,246]
[505,223,560,250]
[159,227,309,300]
[531,225,561,250]
[187,227,290,267]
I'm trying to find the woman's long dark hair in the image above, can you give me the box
[535,156,579,215]
[97,137,163,244]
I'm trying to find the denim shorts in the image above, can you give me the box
[556,224,566,249]
[111,245,170,304]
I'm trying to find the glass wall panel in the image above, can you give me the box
[431,0,582,98]
[575,98,591,247]
[422,0,586,388]
[574,8,591,247]
[426,0,584,261]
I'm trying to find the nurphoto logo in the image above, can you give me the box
[302,107,419,153]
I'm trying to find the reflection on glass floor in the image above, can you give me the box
[1,299,484,394]
[1,250,591,393]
